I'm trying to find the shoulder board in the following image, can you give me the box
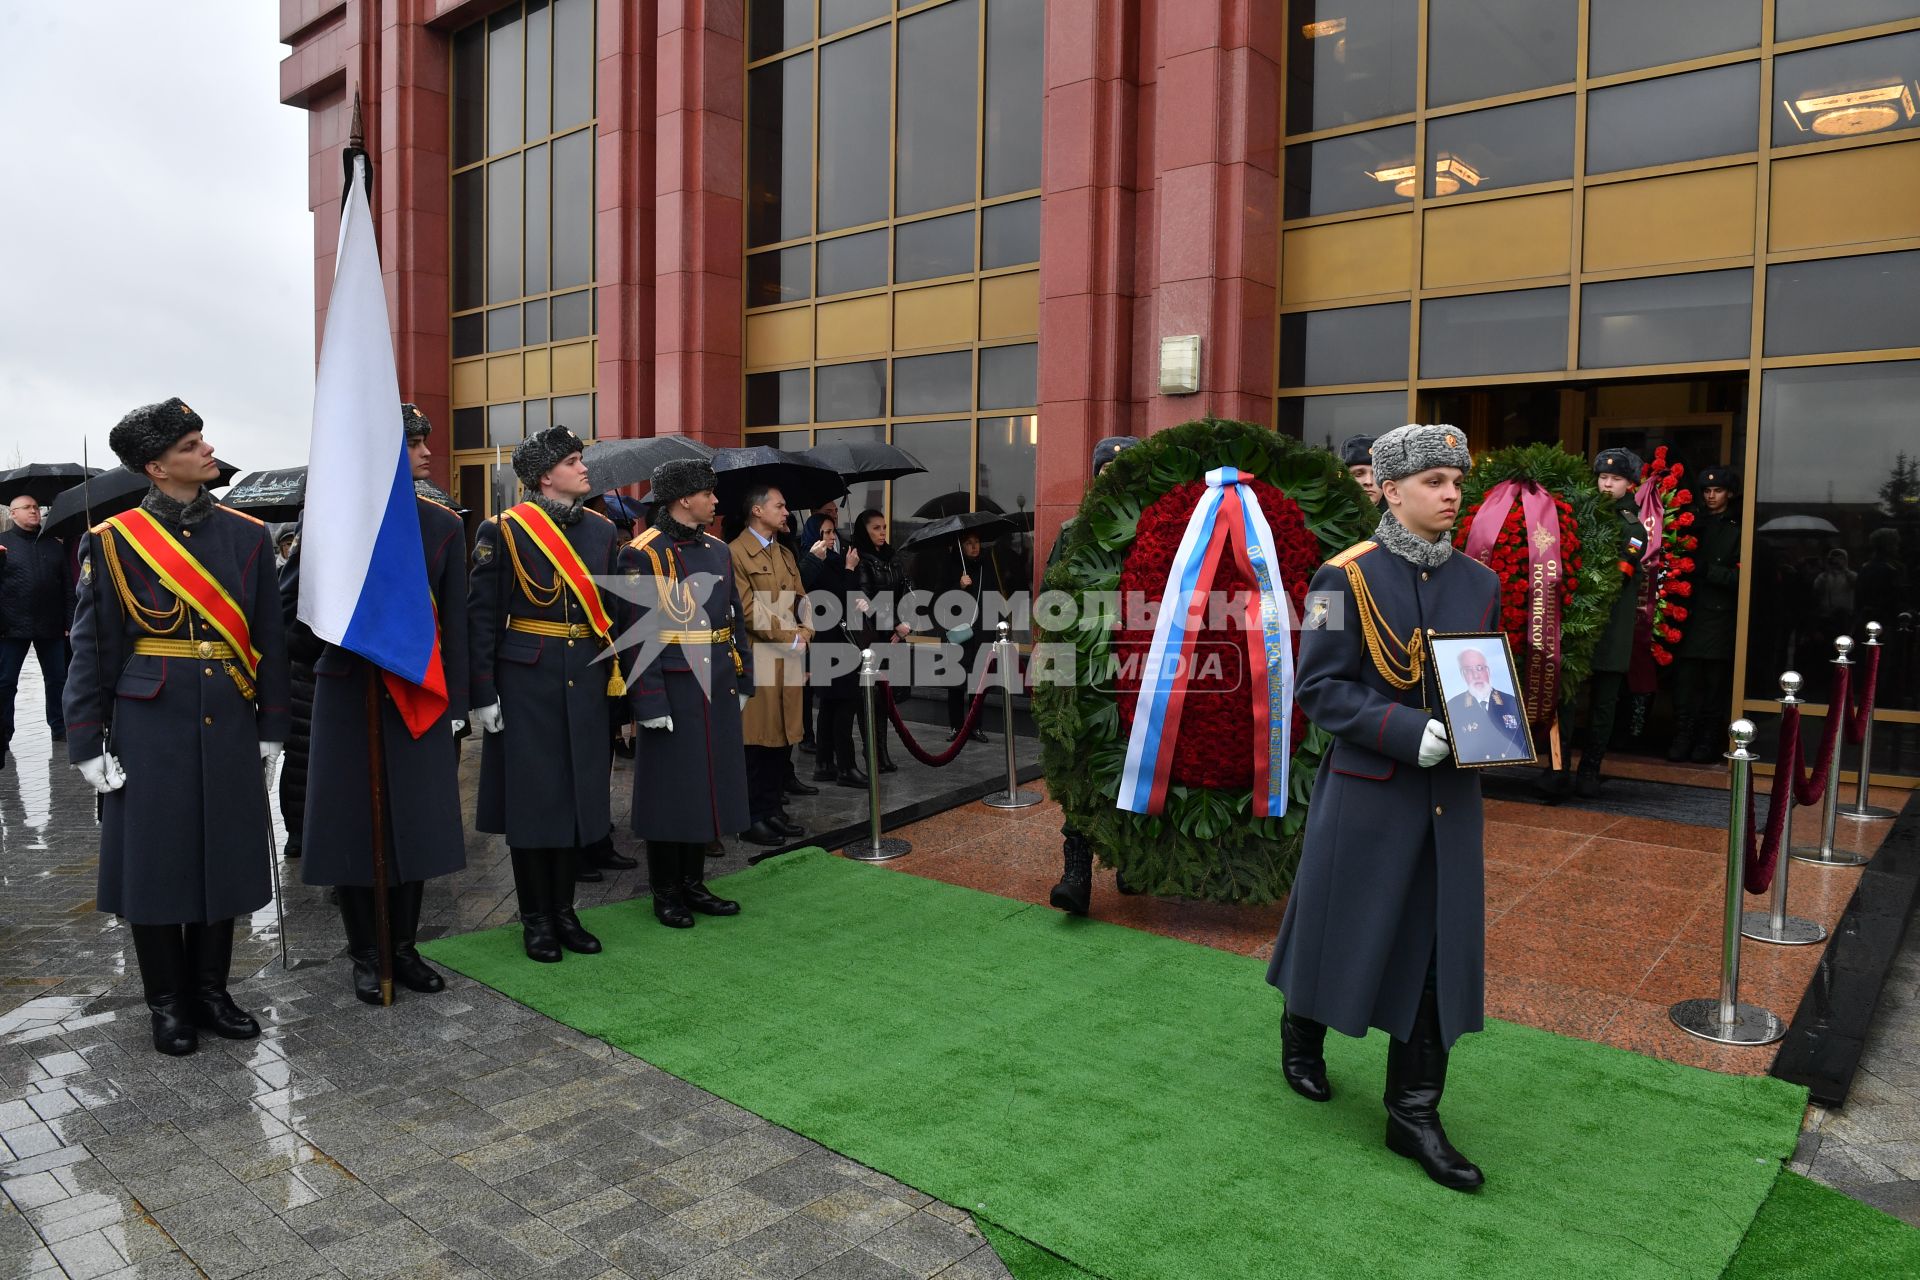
[480,514,499,527]
[583,507,613,524]
[1327,540,1377,568]
[90,519,114,536]
[216,504,267,527]
[415,493,459,517]
[630,527,661,550]
[703,533,725,549]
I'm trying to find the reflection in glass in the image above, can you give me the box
[452,22,485,167]
[985,0,1044,197]
[551,129,592,290]
[817,361,886,421]
[894,351,973,416]
[978,415,1038,588]
[822,0,890,37]
[1750,360,1920,707]
[1426,0,1577,109]
[487,155,522,304]
[896,212,975,283]
[1773,30,1920,146]
[898,0,979,216]
[553,393,592,438]
[1766,251,1920,356]
[487,306,522,353]
[1283,124,1416,218]
[552,0,593,131]
[979,344,1037,410]
[747,370,811,427]
[525,142,550,294]
[1776,0,1920,43]
[453,169,484,311]
[983,198,1039,268]
[748,53,814,246]
[1284,0,1418,134]
[453,312,485,359]
[820,28,891,231]
[1276,390,1407,450]
[748,247,812,307]
[1588,0,1758,78]
[1424,95,1574,197]
[1419,288,1568,377]
[1586,62,1760,175]
[488,401,524,446]
[819,229,889,295]
[890,420,972,546]
[455,409,485,451]
[525,398,550,436]
[526,0,551,140]
[487,8,522,155]
[1279,303,1410,387]
[551,290,592,340]
[749,0,813,59]
[524,298,549,345]
[1579,270,1751,368]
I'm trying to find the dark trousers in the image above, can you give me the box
[946,640,988,732]
[0,636,66,747]
[1583,670,1628,765]
[745,744,790,823]
[1673,657,1733,741]
[815,698,858,775]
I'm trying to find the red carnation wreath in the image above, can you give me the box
[1454,494,1582,663]
[1111,477,1320,789]
[1639,445,1699,668]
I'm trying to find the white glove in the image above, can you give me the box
[473,702,505,734]
[450,719,467,734]
[79,753,126,794]
[1417,719,1451,768]
[260,741,284,768]
[738,692,751,711]
[640,715,673,731]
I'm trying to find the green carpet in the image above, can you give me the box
[1723,1171,1920,1278]
[426,848,1812,1280]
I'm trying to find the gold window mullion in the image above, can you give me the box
[1566,0,1590,373]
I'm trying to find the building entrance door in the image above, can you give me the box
[1586,413,1734,481]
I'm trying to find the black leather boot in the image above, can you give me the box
[128,924,196,1056]
[1384,977,1483,1191]
[510,848,562,962]
[390,881,445,993]
[682,843,740,916]
[1665,716,1696,763]
[587,833,638,872]
[183,919,260,1040]
[550,849,603,954]
[1049,831,1092,915]
[649,843,694,928]
[1280,1011,1331,1102]
[338,886,386,1004]
[1574,752,1603,798]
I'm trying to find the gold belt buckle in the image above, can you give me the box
[196,640,214,659]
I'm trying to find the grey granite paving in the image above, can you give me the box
[0,660,1013,1279]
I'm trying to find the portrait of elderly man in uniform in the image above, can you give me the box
[1435,640,1534,766]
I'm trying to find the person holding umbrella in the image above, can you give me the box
[803,511,867,789]
[0,492,75,763]
[936,529,1005,746]
[849,507,911,772]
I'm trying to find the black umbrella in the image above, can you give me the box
[912,491,1004,520]
[711,446,845,516]
[46,460,242,541]
[223,467,309,524]
[800,440,926,485]
[898,510,1015,550]
[582,435,716,499]
[0,463,102,506]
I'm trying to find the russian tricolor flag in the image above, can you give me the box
[297,156,447,738]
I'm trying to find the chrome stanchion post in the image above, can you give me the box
[1672,720,1786,1045]
[1791,636,1866,867]
[983,621,1041,810]
[1838,621,1896,822]
[1741,672,1826,947]
[847,648,910,862]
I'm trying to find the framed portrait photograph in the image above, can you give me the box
[1429,632,1538,769]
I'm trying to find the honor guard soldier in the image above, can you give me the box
[1668,465,1740,763]
[65,398,290,1056]
[1267,423,1500,1192]
[1340,433,1381,507]
[282,405,469,1002]
[622,459,752,927]
[468,426,627,962]
[1576,448,1650,796]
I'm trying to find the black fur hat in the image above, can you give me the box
[402,403,432,441]
[109,397,203,472]
[650,458,719,508]
[1593,448,1644,483]
[511,426,586,489]
[1697,464,1740,492]
[1339,433,1377,468]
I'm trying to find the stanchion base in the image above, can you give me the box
[1788,846,1869,868]
[1837,803,1899,822]
[1669,998,1786,1046]
[983,790,1043,810]
[1739,910,1828,946]
[845,838,912,863]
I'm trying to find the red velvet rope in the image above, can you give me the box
[877,656,1001,768]
[1847,642,1880,746]
[1794,663,1849,809]
[1743,703,1800,895]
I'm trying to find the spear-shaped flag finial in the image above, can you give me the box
[348,86,365,150]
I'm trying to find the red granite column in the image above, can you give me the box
[655,0,745,447]
[596,0,657,443]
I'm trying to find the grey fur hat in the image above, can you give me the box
[512,425,586,489]
[109,397,203,472]
[1369,423,1471,485]
[402,402,432,441]
[1593,448,1644,483]
[1339,433,1377,468]
[650,457,719,508]
[1092,436,1136,476]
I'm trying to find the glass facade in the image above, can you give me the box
[449,0,597,512]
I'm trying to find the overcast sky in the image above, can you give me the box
[0,3,314,476]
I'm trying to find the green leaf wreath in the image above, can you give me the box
[1033,419,1378,904]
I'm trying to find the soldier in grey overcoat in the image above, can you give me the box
[1267,424,1499,1192]
[284,405,470,1003]
[621,458,753,927]
[468,426,626,962]
[65,398,290,1056]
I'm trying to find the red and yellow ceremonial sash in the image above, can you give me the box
[106,509,262,690]
[500,502,625,695]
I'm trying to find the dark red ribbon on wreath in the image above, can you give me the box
[1461,479,1563,726]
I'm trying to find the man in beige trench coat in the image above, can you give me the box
[731,485,812,846]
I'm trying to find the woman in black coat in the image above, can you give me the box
[849,508,910,771]
[804,514,867,787]
[933,531,1004,745]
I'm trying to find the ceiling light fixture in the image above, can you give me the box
[1365,156,1483,199]
[1785,83,1917,136]
[1302,18,1347,38]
